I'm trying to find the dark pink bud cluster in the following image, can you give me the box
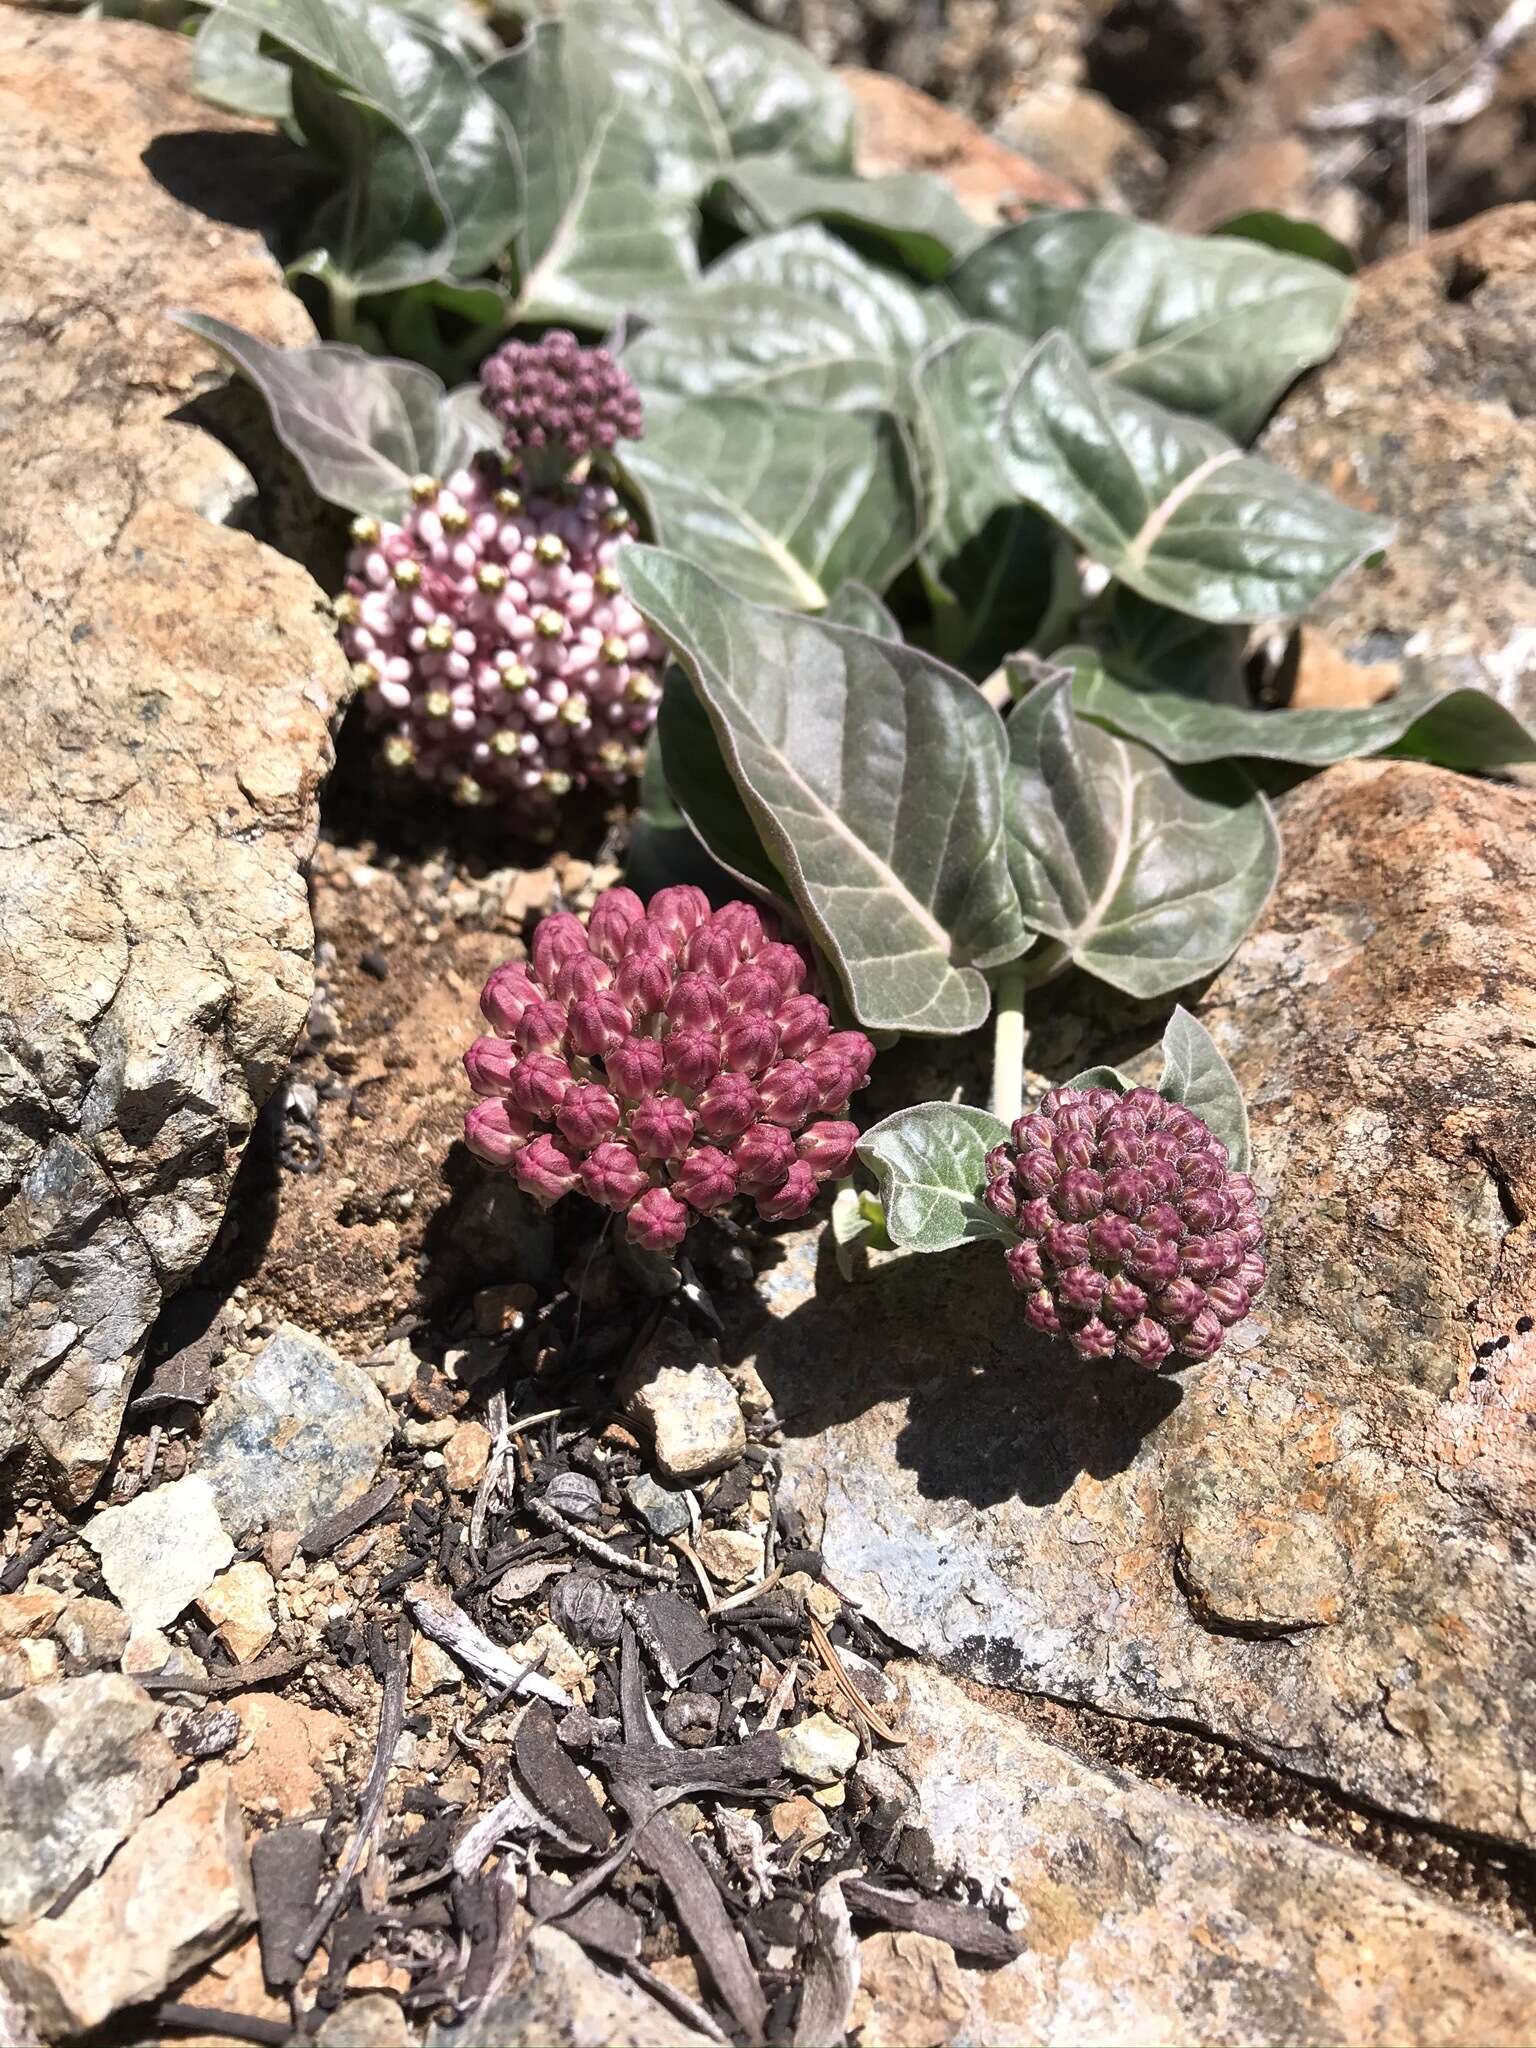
[335,463,663,827]
[479,331,644,466]
[988,1085,1265,1370]
[463,885,875,1249]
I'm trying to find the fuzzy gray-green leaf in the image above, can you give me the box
[950,210,1352,439]
[621,394,921,610]
[623,549,1030,1034]
[1001,333,1391,624]
[1004,674,1279,998]
[1157,1006,1250,1172]
[857,1104,1015,1253]
[713,156,982,279]
[174,315,497,519]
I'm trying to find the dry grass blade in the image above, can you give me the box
[808,1612,905,1745]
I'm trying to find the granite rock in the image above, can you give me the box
[0,1673,178,1928]
[0,1765,255,2036]
[881,1661,1536,2046]
[0,13,349,1504]
[83,1474,234,1632]
[1262,205,1536,726]
[197,1325,391,1537]
[751,762,1536,1847]
[427,1925,711,2048]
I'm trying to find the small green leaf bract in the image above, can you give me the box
[857,1103,1015,1254]
[950,210,1352,439]
[1003,673,1279,998]
[1000,333,1391,625]
[173,314,498,519]
[622,548,1030,1035]
[1157,1005,1250,1172]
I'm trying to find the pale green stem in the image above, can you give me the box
[990,960,1027,1127]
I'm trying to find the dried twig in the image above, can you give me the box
[526,1495,677,1582]
[406,1579,572,1708]
[793,1876,861,2048]
[136,1650,307,1698]
[625,1957,731,2044]
[807,1613,905,1746]
[294,1620,409,1964]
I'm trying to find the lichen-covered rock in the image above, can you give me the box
[749,762,1536,1847]
[1262,205,1536,725]
[886,1661,1536,2046]
[0,15,350,1502]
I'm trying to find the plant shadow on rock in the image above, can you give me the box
[141,129,317,241]
[739,1231,1182,1510]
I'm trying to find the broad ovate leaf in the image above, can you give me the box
[713,156,981,280]
[913,323,1056,675]
[623,549,1030,1034]
[624,728,750,904]
[174,315,498,519]
[857,1104,1014,1253]
[1157,1005,1250,1172]
[1000,333,1391,625]
[481,19,698,327]
[621,394,921,611]
[621,225,954,409]
[1071,660,1536,772]
[191,8,292,118]
[950,210,1352,439]
[206,0,522,293]
[573,0,853,193]
[1004,675,1279,999]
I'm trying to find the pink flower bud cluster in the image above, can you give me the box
[987,1085,1266,1370]
[479,330,644,464]
[463,885,877,1250]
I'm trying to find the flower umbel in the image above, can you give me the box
[464,886,875,1249]
[990,1085,1265,1369]
[336,337,659,827]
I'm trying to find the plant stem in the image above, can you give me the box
[990,960,1027,1127]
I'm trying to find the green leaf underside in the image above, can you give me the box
[1157,1005,1250,1172]
[481,20,698,326]
[1004,675,1280,999]
[207,0,522,294]
[1213,210,1356,278]
[714,157,982,279]
[174,314,497,519]
[950,210,1352,440]
[621,393,921,611]
[1065,1064,1132,1092]
[1001,333,1391,625]
[621,225,955,409]
[857,1103,1015,1253]
[1070,660,1536,771]
[913,324,1056,674]
[622,548,1030,1035]
[657,670,788,902]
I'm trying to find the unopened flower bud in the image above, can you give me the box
[775,994,831,1057]
[627,1186,689,1251]
[1120,1317,1174,1370]
[587,886,646,964]
[671,1146,739,1212]
[556,1083,622,1151]
[695,1074,759,1140]
[480,964,541,1034]
[531,913,590,985]
[1055,1168,1104,1220]
[722,1014,779,1077]
[463,1035,520,1097]
[732,1122,795,1194]
[796,1120,858,1180]
[1153,1277,1207,1328]
[756,1159,818,1221]
[507,1053,572,1119]
[648,886,711,950]
[605,1035,664,1101]
[464,1099,536,1165]
[630,1095,696,1162]
[1175,1308,1226,1360]
[1006,1241,1045,1291]
[568,992,631,1059]
[662,1030,721,1092]
[666,971,728,1032]
[759,1059,818,1127]
[1068,1317,1119,1361]
[1056,1264,1106,1314]
[516,1133,581,1203]
[516,999,569,1054]
[580,1141,650,1210]
[755,943,806,996]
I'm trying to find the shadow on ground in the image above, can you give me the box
[734,1229,1183,1510]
